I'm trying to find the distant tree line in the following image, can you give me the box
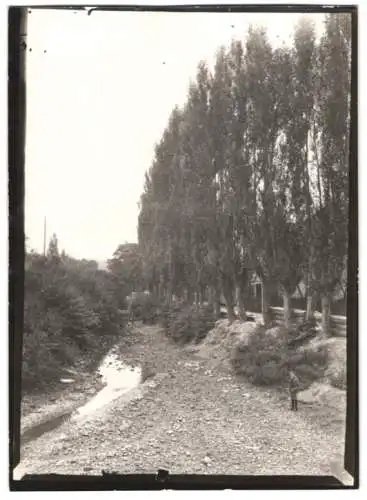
[137,14,351,335]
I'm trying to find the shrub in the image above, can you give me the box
[22,251,125,393]
[195,305,216,343]
[327,366,347,390]
[22,328,60,391]
[286,318,319,349]
[163,304,215,345]
[141,361,156,382]
[158,302,182,330]
[231,324,329,388]
[130,293,159,324]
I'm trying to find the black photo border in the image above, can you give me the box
[8,3,358,491]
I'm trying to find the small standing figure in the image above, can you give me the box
[288,369,300,411]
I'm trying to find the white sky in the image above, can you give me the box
[25,9,326,261]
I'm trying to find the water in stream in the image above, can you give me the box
[14,350,142,480]
[74,352,142,418]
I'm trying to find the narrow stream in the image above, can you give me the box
[20,350,142,446]
[14,352,143,480]
[74,352,142,419]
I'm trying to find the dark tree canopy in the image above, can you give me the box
[137,14,350,333]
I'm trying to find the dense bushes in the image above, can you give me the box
[23,250,125,392]
[231,323,329,388]
[161,304,215,345]
[325,339,347,390]
[130,292,159,324]
[158,303,181,331]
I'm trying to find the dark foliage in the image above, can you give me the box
[231,323,329,388]
[23,249,125,392]
[130,293,159,325]
[161,304,215,345]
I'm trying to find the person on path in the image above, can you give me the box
[288,369,301,411]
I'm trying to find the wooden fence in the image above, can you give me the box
[269,307,346,337]
[122,301,347,338]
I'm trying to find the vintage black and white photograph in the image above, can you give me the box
[10,4,356,487]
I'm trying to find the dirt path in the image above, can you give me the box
[17,324,345,477]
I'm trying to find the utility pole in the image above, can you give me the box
[43,216,46,256]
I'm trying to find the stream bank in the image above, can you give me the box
[21,347,144,445]
[15,323,348,481]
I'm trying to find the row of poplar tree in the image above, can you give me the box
[137,14,351,334]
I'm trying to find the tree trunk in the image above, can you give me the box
[200,284,206,305]
[158,281,163,302]
[212,284,221,320]
[175,287,183,302]
[208,285,214,306]
[197,284,205,305]
[321,293,331,337]
[305,251,315,321]
[186,287,193,304]
[223,278,236,323]
[166,291,172,307]
[261,280,271,327]
[166,280,173,307]
[282,289,292,331]
[306,293,315,321]
[235,284,247,322]
[214,300,220,320]
[198,288,202,305]
[167,242,174,307]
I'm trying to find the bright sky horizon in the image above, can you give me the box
[25,9,326,262]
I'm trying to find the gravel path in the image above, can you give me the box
[18,324,345,477]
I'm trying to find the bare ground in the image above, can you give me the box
[18,324,346,477]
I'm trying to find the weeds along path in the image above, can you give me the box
[18,324,344,477]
